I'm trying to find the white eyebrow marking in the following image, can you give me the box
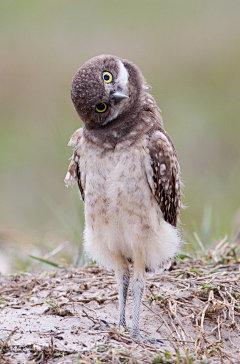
[117,59,128,89]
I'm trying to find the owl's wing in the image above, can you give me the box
[145,128,181,226]
[64,128,85,202]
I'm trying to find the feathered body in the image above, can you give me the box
[65,55,181,338]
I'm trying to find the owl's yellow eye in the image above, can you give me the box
[96,102,108,113]
[102,71,113,83]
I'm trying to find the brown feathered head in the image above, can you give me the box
[71,55,147,129]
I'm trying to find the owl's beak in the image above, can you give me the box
[111,90,129,100]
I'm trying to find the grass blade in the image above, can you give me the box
[28,255,66,269]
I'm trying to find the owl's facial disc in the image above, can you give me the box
[71,55,144,129]
[100,59,129,126]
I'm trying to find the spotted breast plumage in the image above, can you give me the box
[65,55,181,339]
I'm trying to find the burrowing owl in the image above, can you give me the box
[65,55,181,339]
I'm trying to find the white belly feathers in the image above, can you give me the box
[81,138,180,271]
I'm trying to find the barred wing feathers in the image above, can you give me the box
[64,128,85,202]
[146,128,181,227]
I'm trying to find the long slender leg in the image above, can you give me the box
[131,252,145,338]
[111,254,130,328]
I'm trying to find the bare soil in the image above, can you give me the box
[0,239,240,363]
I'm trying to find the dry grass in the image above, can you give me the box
[0,237,240,363]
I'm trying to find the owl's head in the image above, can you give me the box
[71,55,147,129]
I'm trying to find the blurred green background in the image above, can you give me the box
[1,0,240,273]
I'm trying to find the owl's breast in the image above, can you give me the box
[80,137,152,227]
[78,136,180,270]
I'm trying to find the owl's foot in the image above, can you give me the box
[118,317,127,329]
[131,332,163,344]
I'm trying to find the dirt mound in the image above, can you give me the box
[0,239,240,363]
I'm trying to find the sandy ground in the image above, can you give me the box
[0,247,240,363]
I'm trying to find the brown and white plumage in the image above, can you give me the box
[65,55,181,339]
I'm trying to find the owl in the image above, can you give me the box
[65,55,181,340]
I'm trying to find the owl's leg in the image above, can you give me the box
[131,252,145,338]
[112,254,130,328]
